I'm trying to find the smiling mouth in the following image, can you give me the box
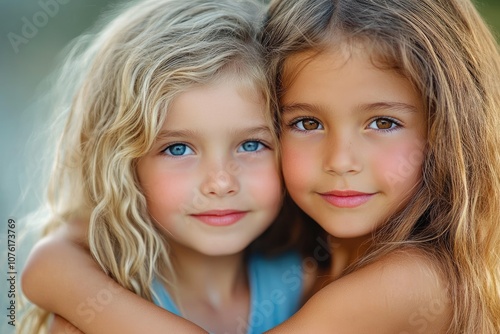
[190,210,248,226]
[318,191,375,208]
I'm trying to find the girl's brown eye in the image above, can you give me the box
[303,119,320,130]
[376,119,392,129]
[368,118,399,131]
[288,117,324,131]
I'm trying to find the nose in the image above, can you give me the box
[323,131,362,176]
[200,160,240,197]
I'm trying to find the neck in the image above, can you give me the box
[329,234,372,279]
[165,240,248,306]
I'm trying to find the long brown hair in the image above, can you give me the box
[262,0,500,332]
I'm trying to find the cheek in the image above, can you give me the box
[374,139,425,193]
[245,160,282,211]
[281,138,317,195]
[141,170,193,218]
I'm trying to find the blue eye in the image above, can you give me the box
[163,143,194,156]
[367,118,400,131]
[238,141,265,152]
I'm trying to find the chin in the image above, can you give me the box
[197,241,250,257]
[322,224,375,241]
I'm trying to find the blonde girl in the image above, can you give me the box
[20,0,310,333]
[259,0,500,332]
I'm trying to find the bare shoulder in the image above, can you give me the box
[22,220,91,277]
[267,248,452,334]
[21,220,93,308]
[365,248,451,314]
[368,248,452,332]
[365,248,449,297]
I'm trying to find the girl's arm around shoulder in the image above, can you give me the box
[265,249,452,334]
[21,223,207,334]
[49,314,84,334]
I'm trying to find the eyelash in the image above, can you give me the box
[161,142,194,157]
[161,139,271,157]
[238,139,271,153]
[286,116,403,133]
[286,117,323,132]
[367,117,402,132]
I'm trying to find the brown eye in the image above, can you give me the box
[293,118,323,131]
[376,119,392,129]
[368,118,399,131]
[303,119,319,130]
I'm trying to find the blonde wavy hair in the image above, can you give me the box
[262,0,500,332]
[20,0,275,332]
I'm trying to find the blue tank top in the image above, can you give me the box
[152,251,303,333]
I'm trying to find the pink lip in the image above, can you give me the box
[319,190,375,208]
[191,210,247,226]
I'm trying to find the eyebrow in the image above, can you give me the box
[281,103,323,115]
[156,129,198,141]
[281,101,418,115]
[357,102,418,114]
[229,125,273,138]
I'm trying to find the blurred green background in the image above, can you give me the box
[477,0,500,35]
[0,1,498,333]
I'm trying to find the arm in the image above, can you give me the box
[21,225,207,334]
[266,250,452,333]
[49,314,84,334]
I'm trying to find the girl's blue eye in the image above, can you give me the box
[292,118,324,131]
[238,141,265,152]
[163,143,194,156]
[367,118,400,131]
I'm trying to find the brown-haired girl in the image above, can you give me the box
[261,0,500,332]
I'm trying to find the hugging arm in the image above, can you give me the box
[265,250,452,334]
[21,225,207,334]
[49,314,84,334]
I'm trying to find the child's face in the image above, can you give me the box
[280,46,427,240]
[137,80,282,256]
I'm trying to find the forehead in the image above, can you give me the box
[281,39,402,89]
[167,81,264,120]
[281,43,358,94]
[213,71,267,107]
[280,46,422,114]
